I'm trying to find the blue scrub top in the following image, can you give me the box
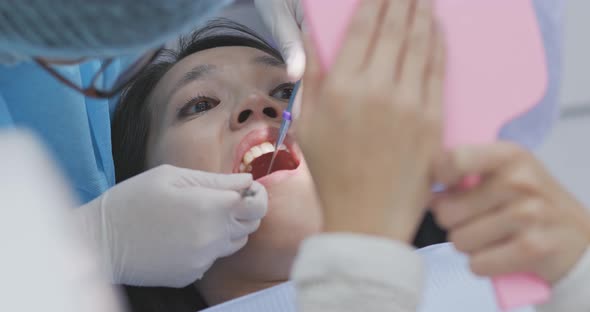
[0,0,564,204]
[0,60,122,203]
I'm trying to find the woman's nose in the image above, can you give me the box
[230,92,283,131]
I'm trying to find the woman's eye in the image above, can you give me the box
[178,97,220,118]
[270,83,295,101]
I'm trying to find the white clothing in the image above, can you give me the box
[202,235,590,312]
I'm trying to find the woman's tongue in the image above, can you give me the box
[250,150,298,180]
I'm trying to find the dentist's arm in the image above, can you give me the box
[76,165,268,288]
[292,0,444,311]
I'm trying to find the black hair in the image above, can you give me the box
[112,18,446,312]
[112,19,283,183]
[112,19,285,312]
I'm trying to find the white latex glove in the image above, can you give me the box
[75,164,268,288]
[254,0,306,79]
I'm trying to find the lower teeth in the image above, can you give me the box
[240,145,290,173]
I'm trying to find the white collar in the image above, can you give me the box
[202,244,534,312]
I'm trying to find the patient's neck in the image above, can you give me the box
[195,265,286,307]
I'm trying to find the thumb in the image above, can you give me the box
[232,181,268,221]
[172,167,253,191]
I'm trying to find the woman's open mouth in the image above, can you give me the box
[234,128,301,181]
[240,142,299,180]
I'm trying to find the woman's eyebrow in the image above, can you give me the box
[251,55,285,69]
[171,64,217,96]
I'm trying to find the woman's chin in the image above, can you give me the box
[260,162,318,215]
[210,163,322,281]
[195,168,322,307]
[249,167,321,264]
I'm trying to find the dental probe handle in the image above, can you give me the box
[267,114,291,175]
[267,81,300,175]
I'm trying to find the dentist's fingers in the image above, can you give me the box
[332,0,387,75]
[397,0,435,93]
[275,16,306,79]
[220,236,249,258]
[229,218,262,241]
[254,0,306,79]
[171,166,253,191]
[369,0,413,77]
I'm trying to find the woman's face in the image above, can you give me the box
[145,46,322,300]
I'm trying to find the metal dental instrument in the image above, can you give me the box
[240,188,257,198]
[267,81,301,175]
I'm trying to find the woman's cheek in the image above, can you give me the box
[159,128,223,172]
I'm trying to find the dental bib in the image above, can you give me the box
[201,243,534,312]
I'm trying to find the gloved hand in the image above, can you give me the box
[254,0,306,79]
[75,165,268,288]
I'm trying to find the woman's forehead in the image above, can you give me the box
[148,46,286,116]
[170,46,281,84]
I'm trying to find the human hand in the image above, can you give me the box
[297,0,445,243]
[432,142,590,283]
[76,165,268,287]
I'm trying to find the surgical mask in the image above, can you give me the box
[0,0,233,63]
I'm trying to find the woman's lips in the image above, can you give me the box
[256,163,301,187]
[233,127,300,174]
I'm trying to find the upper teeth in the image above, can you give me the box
[240,141,287,172]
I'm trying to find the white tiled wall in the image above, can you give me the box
[559,0,590,107]
[536,115,590,207]
[536,0,590,208]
